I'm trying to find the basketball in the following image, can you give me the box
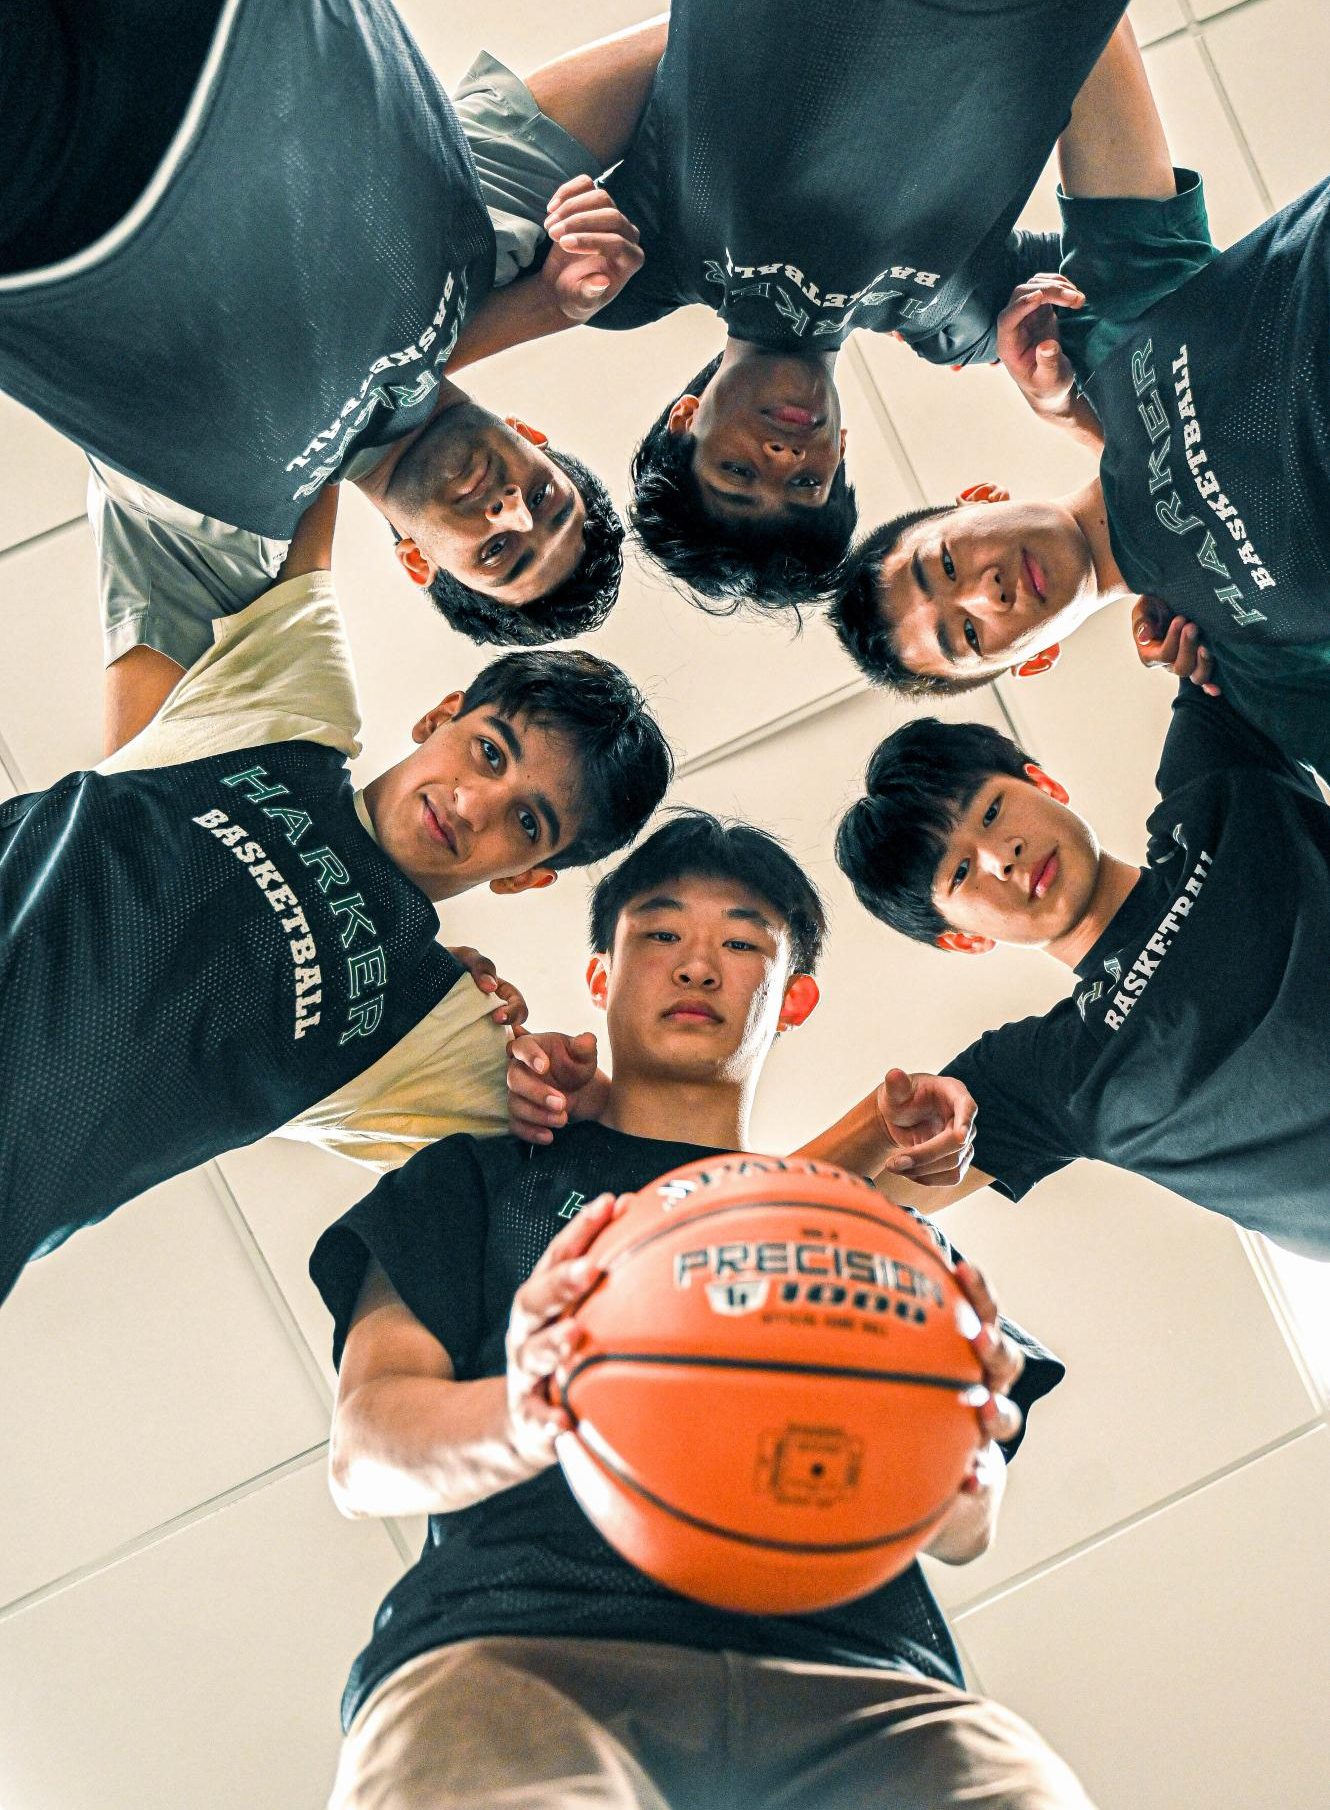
[552,1153,986,1615]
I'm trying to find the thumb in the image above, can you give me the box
[880,1068,915,1119]
[581,276,610,297]
[571,1032,598,1054]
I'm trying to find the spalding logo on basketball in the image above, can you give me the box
[552,1154,985,1615]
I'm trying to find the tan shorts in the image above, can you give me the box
[329,1636,1096,1810]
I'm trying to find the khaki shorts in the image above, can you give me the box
[453,51,602,290]
[329,1636,1097,1810]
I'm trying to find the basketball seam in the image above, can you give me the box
[572,1417,957,1557]
[564,1352,979,1393]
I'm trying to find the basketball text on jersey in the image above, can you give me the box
[706,248,944,339]
[1128,338,1272,629]
[192,762,393,1047]
[1101,850,1213,1032]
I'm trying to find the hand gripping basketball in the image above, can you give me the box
[549,1156,993,1615]
[503,1192,626,1472]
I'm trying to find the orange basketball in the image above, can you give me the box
[552,1153,985,1615]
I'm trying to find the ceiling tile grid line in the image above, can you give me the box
[1186,2,1278,213]
[0,1443,329,1628]
[941,1411,1328,1624]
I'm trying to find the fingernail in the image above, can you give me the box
[546,1094,563,1111]
[886,1153,913,1172]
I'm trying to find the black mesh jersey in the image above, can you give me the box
[1089,176,1330,648]
[0,0,495,539]
[594,0,1125,363]
[945,688,1330,1257]
[0,741,460,1306]
[310,1121,1065,1733]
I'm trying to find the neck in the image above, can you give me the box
[1044,851,1142,969]
[722,333,838,377]
[351,378,469,503]
[599,1068,752,1152]
[1064,476,1130,603]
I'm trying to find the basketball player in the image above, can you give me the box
[448,0,1130,609]
[0,2,640,689]
[0,488,671,1310]
[829,19,1330,785]
[310,813,1095,1809]
[833,690,1330,1259]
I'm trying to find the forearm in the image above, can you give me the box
[1042,389,1106,455]
[103,643,186,755]
[330,1372,542,1518]
[795,1090,892,1177]
[449,271,575,372]
[1059,18,1175,201]
[925,1442,1007,1564]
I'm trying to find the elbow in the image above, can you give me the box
[327,1413,373,1519]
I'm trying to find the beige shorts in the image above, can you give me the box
[329,1635,1097,1810]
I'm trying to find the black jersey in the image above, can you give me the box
[310,1122,1064,1732]
[594,0,1125,363]
[945,689,1330,1257]
[0,741,460,1305]
[0,0,494,539]
[1087,175,1330,651]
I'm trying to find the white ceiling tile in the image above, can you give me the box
[1203,0,1330,205]
[1129,0,1187,43]
[1141,33,1269,247]
[0,1167,329,1606]
[0,518,104,789]
[1190,0,1251,19]
[396,0,664,92]
[0,396,86,555]
[0,1460,405,1810]
[952,1427,1330,1810]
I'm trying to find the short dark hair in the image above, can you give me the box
[423,446,624,645]
[835,718,1032,942]
[829,504,993,698]
[589,810,826,974]
[457,650,672,869]
[629,356,858,616]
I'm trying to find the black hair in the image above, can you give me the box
[829,503,995,698]
[835,717,1032,943]
[589,810,826,974]
[456,649,673,870]
[629,355,858,615]
[422,446,624,645]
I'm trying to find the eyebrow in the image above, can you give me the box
[910,547,933,600]
[701,481,758,511]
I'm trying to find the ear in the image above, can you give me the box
[666,395,700,437]
[838,427,848,457]
[393,536,436,589]
[412,690,466,745]
[585,953,609,1011]
[955,483,1010,506]
[1022,761,1070,806]
[776,972,820,1033]
[935,930,997,956]
[504,416,549,448]
[488,866,558,897]
[1012,643,1062,679]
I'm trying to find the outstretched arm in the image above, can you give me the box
[1058,16,1175,202]
[526,15,668,170]
[794,1069,991,1204]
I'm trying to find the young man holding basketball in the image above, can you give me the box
[829,20,1330,785]
[310,813,1093,1809]
[833,690,1330,1259]
[0,488,672,1311]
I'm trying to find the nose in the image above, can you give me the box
[979,832,1024,882]
[974,561,1015,612]
[449,779,489,836]
[488,485,533,532]
[761,438,805,466]
[673,950,720,989]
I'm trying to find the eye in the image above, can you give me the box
[789,473,821,490]
[721,461,756,481]
[527,481,551,512]
[478,737,503,773]
[982,796,1001,828]
[480,535,509,568]
[950,857,971,893]
[963,618,982,655]
[941,543,956,581]
[646,929,679,943]
[724,937,759,952]
[517,807,539,844]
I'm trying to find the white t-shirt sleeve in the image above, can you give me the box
[97,570,361,775]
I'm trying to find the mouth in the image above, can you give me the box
[1029,850,1059,901]
[763,405,824,430]
[1022,549,1047,603]
[422,795,459,857]
[451,448,491,506]
[664,1002,722,1025]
